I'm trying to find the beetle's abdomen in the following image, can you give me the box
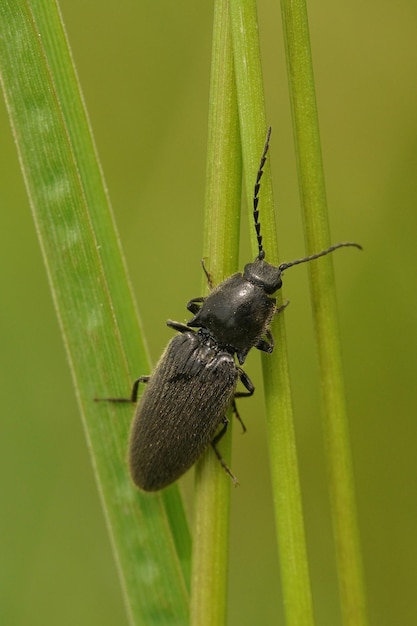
[128,332,238,491]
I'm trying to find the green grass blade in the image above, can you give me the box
[190,1,241,624]
[280,0,369,624]
[229,1,316,624]
[0,1,190,623]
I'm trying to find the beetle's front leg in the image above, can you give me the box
[186,296,206,314]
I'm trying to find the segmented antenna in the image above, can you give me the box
[253,126,272,261]
[278,241,362,272]
[252,127,362,268]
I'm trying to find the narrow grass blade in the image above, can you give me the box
[229,1,316,624]
[190,1,241,624]
[280,0,369,623]
[0,1,190,623]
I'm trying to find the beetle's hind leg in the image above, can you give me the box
[211,417,239,487]
[209,364,255,485]
[231,366,255,433]
[231,399,247,433]
[94,375,150,404]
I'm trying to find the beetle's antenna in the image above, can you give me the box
[253,126,272,261]
[278,241,362,272]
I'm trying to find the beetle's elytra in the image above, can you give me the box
[99,127,361,491]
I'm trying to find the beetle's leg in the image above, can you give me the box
[275,300,289,316]
[200,258,214,289]
[211,365,253,481]
[255,332,274,354]
[186,258,215,313]
[129,376,150,402]
[232,367,255,432]
[234,367,255,398]
[167,319,196,333]
[186,297,205,314]
[94,375,149,404]
[231,400,246,433]
[254,301,289,354]
[211,417,239,486]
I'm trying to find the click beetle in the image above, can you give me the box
[101,127,361,491]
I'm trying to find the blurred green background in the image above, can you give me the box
[1,1,416,624]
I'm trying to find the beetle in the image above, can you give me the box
[100,127,361,491]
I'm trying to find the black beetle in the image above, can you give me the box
[100,127,361,491]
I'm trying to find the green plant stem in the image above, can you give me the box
[0,2,190,623]
[190,1,241,624]
[229,1,316,624]
[280,0,369,624]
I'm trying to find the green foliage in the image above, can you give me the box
[0,2,190,624]
[3,1,415,626]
